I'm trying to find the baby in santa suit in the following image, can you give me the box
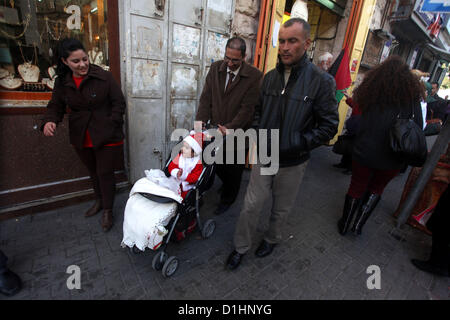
[168,132,204,199]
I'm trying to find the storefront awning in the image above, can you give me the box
[313,0,345,17]
[426,43,450,61]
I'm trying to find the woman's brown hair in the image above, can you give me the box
[353,55,424,112]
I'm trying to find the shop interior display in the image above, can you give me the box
[0,74,23,90]
[0,67,9,79]
[0,0,109,94]
[42,65,57,90]
[18,62,40,83]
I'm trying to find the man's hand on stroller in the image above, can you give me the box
[218,124,230,135]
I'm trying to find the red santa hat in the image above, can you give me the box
[183,131,204,155]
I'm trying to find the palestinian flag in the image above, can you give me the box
[328,47,352,103]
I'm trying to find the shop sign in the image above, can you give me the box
[420,0,450,13]
[65,5,81,30]
[350,59,358,73]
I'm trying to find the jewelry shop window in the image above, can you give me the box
[0,0,112,102]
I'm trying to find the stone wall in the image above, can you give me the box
[232,0,261,64]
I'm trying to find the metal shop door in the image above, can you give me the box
[122,0,234,182]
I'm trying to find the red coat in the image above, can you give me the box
[345,97,361,115]
[168,154,203,198]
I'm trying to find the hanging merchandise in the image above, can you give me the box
[291,0,308,21]
[45,16,64,41]
[17,44,40,83]
[88,46,104,65]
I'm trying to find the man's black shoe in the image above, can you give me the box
[0,269,22,296]
[226,250,244,270]
[215,203,231,215]
[333,162,347,169]
[411,259,449,277]
[342,169,352,175]
[255,240,277,258]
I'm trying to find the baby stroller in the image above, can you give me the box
[122,132,217,278]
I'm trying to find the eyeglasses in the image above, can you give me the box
[224,55,242,64]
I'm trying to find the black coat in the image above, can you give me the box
[41,64,126,149]
[352,102,423,170]
[256,54,339,167]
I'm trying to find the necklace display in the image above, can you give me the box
[42,65,57,90]
[17,43,46,91]
[0,74,23,90]
[45,16,64,41]
[0,0,31,40]
[0,54,23,90]
[0,68,9,79]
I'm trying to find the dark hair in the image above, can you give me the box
[353,55,423,112]
[431,81,439,87]
[283,18,311,38]
[55,38,86,77]
[226,37,246,57]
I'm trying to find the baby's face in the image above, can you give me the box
[181,142,194,158]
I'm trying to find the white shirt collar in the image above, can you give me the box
[227,66,241,76]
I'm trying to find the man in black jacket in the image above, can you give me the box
[226,18,339,270]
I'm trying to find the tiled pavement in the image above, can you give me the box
[1,145,449,300]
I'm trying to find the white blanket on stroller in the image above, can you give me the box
[121,175,182,251]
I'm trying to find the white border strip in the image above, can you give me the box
[0,171,125,195]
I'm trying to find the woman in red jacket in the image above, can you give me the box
[42,38,126,232]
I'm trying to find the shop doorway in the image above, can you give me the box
[121,0,235,182]
[254,0,345,73]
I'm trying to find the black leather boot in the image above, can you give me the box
[85,199,102,217]
[411,259,449,277]
[351,193,381,235]
[338,194,361,235]
[101,209,113,232]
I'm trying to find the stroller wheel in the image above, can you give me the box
[162,256,179,278]
[131,246,142,254]
[201,219,216,239]
[152,251,168,271]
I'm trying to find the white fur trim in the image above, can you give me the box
[184,135,202,155]
[170,168,179,178]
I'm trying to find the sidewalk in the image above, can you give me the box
[0,145,448,300]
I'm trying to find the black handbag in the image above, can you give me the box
[332,134,354,155]
[389,106,427,167]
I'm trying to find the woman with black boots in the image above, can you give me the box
[338,56,424,236]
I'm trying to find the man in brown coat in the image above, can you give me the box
[196,37,263,215]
